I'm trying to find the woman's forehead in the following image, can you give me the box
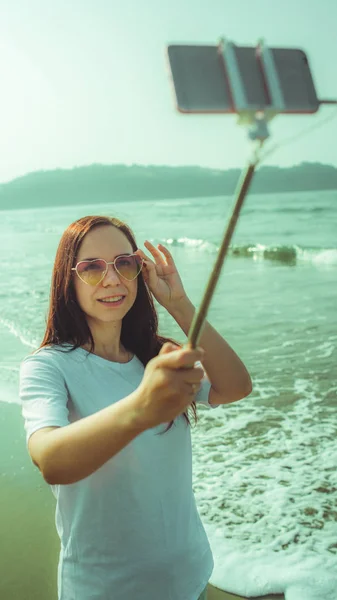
[78,226,132,258]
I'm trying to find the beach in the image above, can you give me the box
[0,192,336,599]
[0,401,59,599]
[0,319,58,598]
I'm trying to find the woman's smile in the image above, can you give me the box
[97,295,126,307]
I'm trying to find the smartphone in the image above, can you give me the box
[167,43,320,115]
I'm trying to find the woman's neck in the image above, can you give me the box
[82,341,132,363]
[84,319,131,362]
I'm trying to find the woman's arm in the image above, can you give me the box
[28,393,146,485]
[135,242,252,406]
[168,297,252,405]
[27,344,204,485]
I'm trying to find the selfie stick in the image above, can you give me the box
[187,39,286,348]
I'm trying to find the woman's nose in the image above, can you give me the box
[102,264,121,285]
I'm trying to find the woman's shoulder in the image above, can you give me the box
[21,343,75,366]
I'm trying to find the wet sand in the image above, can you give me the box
[207,584,284,600]
[0,402,59,599]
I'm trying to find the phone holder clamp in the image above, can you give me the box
[248,112,270,141]
[219,37,285,137]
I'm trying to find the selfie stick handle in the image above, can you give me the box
[187,153,258,349]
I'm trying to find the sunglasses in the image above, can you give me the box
[71,254,144,286]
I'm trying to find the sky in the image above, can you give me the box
[0,0,336,183]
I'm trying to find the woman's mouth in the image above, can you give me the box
[97,295,125,307]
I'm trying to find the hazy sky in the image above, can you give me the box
[1,0,336,183]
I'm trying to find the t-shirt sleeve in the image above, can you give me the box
[194,362,220,409]
[19,351,70,445]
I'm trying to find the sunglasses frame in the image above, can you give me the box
[71,254,144,285]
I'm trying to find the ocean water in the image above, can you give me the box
[0,189,336,599]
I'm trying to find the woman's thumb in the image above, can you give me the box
[159,342,180,355]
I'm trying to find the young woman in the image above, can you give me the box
[19,215,252,600]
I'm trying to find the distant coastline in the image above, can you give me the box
[0,162,336,210]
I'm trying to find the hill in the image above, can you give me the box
[0,162,336,210]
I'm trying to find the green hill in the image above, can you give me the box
[0,162,336,210]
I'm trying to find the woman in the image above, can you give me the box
[20,215,252,600]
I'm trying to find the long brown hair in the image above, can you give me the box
[40,215,197,430]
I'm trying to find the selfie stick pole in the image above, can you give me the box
[187,136,264,349]
[187,38,283,348]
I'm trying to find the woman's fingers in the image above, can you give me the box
[157,243,175,266]
[137,241,175,271]
[185,381,202,395]
[158,342,180,355]
[144,240,168,266]
[158,343,204,368]
[135,248,153,265]
[135,249,157,280]
[183,368,205,385]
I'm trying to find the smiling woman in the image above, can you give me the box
[19,214,252,600]
[71,224,142,359]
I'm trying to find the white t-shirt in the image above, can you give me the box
[20,344,218,600]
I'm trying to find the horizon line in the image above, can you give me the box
[1,159,336,186]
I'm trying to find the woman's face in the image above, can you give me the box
[73,225,138,326]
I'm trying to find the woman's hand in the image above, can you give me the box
[133,342,204,430]
[135,241,188,311]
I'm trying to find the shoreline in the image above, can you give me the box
[0,318,33,405]
[207,587,283,600]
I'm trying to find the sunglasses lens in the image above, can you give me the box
[76,260,106,285]
[115,255,142,280]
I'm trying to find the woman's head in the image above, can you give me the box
[73,223,140,337]
[40,215,160,364]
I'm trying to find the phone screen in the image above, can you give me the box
[271,48,319,113]
[167,45,234,113]
[167,44,319,114]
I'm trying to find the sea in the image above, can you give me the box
[0,189,336,600]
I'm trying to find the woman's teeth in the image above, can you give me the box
[100,296,124,303]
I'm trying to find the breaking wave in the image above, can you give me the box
[161,238,337,266]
